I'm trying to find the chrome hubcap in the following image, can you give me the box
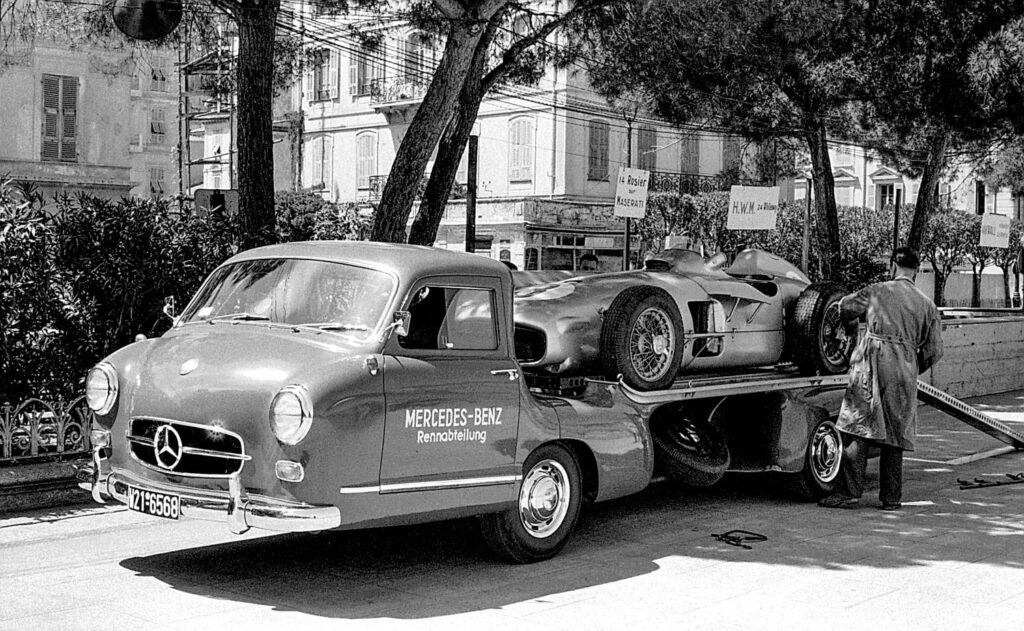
[810,423,842,483]
[519,459,570,539]
[629,307,675,381]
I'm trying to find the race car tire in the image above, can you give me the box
[479,443,583,564]
[652,413,730,487]
[601,287,685,391]
[787,417,843,500]
[787,282,854,375]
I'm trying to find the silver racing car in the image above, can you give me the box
[513,248,854,391]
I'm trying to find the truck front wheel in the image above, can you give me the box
[479,444,582,563]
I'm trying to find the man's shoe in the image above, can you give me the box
[879,502,902,511]
[818,494,859,509]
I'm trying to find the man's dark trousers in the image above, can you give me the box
[835,433,903,505]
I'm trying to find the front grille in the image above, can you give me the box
[127,417,249,477]
[514,325,547,363]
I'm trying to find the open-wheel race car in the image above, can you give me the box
[513,248,856,391]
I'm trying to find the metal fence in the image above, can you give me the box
[649,171,757,196]
[0,397,93,464]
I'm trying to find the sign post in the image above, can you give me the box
[614,167,650,270]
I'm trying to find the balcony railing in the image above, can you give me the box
[649,171,757,196]
[370,77,430,105]
[367,174,466,202]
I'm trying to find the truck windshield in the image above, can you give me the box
[179,258,395,341]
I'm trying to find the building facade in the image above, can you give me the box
[0,36,181,202]
[287,8,750,271]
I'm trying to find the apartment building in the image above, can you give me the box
[0,36,180,202]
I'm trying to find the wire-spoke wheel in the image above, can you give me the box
[601,287,684,391]
[787,282,854,375]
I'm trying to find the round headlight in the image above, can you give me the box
[269,385,313,445]
[85,363,118,415]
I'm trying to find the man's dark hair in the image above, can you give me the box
[579,253,599,264]
[892,246,920,270]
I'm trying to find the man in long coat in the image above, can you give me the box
[819,247,943,510]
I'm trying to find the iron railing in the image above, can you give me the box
[366,174,465,202]
[369,77,430,104]
[649,171,757,196]
[0,397,93,464]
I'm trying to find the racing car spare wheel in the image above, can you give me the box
[786,282,855,375]
[600,286,685,391]
[651,412,730,487]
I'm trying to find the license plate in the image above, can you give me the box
[127,485,181,520]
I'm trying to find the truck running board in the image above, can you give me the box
[916,380,1024,449]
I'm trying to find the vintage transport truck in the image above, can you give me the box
[81,242,849,563]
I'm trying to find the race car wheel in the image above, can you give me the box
[479,443,583,563]
[601,287,684,391]
[652,413,730,487]
[788,418,843,500]
[787,282,854,375]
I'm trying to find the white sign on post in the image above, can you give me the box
[727,185,780,230]
[980,213,1011,248]
[614,167,651,219]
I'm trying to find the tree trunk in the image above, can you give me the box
[933,268,947,307]
[971,265,982,307]
[408,22,497,246]
[805,122,840,280]
[1003,267,1012,307]
[235,1,280,249]
[370,21,491,243]
[907,131,949,252]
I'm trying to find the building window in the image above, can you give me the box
[41,74,77,162]
[149,108,166,145]
[508,117,534,183]
[877,183,896,209]
[587,119,610,181]
[976,180,986,215]
[149,166,166,197]
[722,135,742,172]
[310,135,333,190]
[637,125,657,171]
[680,133,699,173]
[356,132,376,189]
[151,57,168,93]
[308,48,338,101]
[349,44,384,97]
[403,32,429,81]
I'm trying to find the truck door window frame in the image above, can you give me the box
[388,276,507,359]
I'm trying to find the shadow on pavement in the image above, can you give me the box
[119,466,1024,620]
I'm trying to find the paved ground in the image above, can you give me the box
[2,392,1024,631]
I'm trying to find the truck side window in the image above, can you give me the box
[399,286,497,351]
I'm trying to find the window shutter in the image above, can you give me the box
[328,50,339,99]
[348,52,359,96]
[323,136,334,193]
[588,120,609,180]
[866,183,875,210]
[303,60,313,100]
[41,75,60,161]
[60,76,77,161]
[312,138,324,187]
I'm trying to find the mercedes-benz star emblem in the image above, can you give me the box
[179,359,198,375]
[153,425,184,470]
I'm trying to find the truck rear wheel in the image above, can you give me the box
[601,287,684,391]
[787,282,854,375]
[652,413,730,487]
[788,418,843,500]
[479,444,582,563]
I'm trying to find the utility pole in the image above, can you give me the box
[466,134,478,252]
[624,119,632,271]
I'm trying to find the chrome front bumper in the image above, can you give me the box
[79,455,341,534]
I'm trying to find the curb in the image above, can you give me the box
[0,458,93,516]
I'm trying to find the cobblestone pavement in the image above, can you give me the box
[2,393,1023,631]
